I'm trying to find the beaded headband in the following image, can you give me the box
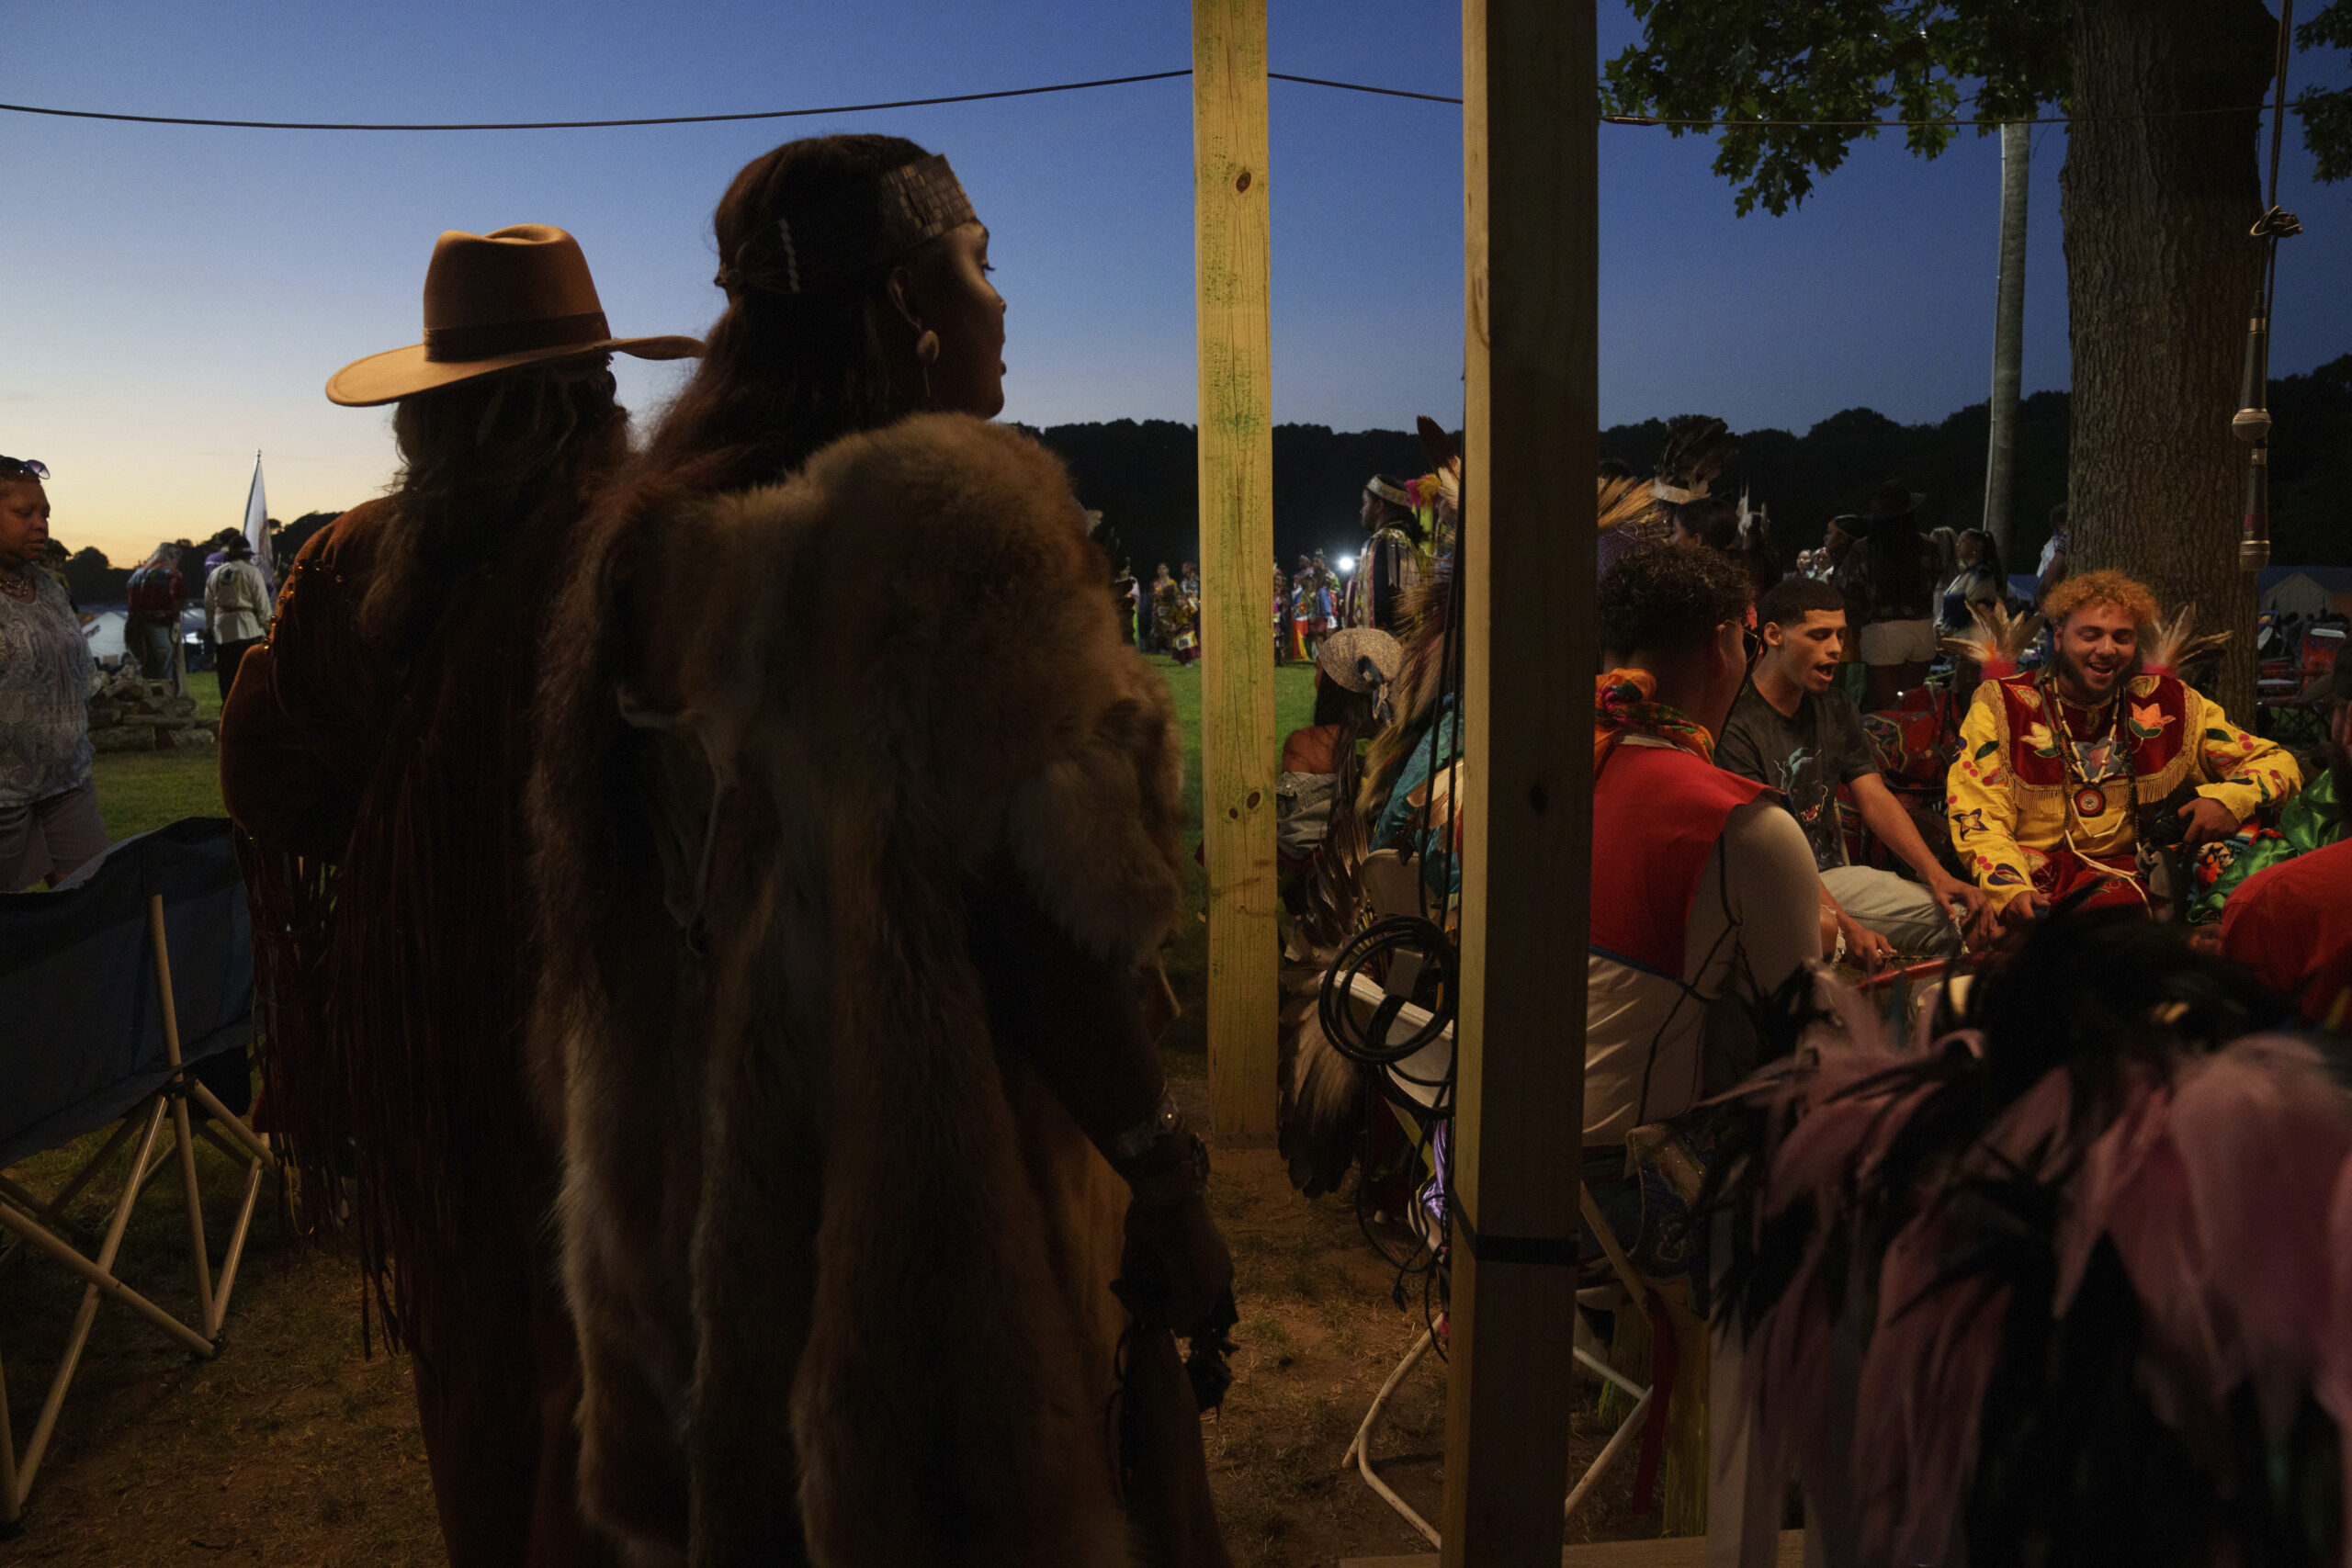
[719,153,978,296]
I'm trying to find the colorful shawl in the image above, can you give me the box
[1595,668,1715,773]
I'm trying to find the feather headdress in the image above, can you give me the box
[1275,741,1376,1196]
[1940,601,2046,680]
[1598,473,1652,535]
[2142,604,2233,681]
[1649,414,1737,506]
[1713,911,2350,1568]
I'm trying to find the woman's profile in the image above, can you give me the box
[532,135,1233,1565]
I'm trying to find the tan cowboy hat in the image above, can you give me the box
[326,224,701,407]
[1317,627,1403,693]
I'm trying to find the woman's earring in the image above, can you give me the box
[914,330,940,405]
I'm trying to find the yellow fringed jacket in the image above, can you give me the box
[1947,670,2301,908]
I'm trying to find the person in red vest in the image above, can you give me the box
[1588,546,1821,1148]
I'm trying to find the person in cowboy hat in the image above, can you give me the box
[200,530,272,702]
[1276,625,1402,874]
[220,225,697,1568]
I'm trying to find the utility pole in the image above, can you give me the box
[1982,120,2029,558]
[1440,0,1596,1562]
[1192,0,1280,1146]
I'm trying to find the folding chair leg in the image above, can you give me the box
[1341,1327,1442,1549]
[1564,1343,1652,1524]
[0,1099,214,1509]
[208,1160,266,1337]
[147,896,220,1337]
[181,1079,283,1337]
[170,1091,217,1340]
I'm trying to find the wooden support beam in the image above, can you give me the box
[1441,2,1598,1563]
[1192,0,1280,1149]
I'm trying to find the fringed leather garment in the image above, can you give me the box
[221,496,609,1568]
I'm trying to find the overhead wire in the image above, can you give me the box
[0,69,2317,133]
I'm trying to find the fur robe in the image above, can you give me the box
[531,414,1191,1566]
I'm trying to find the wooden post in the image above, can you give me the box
[1441,2,1597,1563]
[1193,0,1280,1149]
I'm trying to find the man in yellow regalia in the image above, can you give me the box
[1947,570,2300,924]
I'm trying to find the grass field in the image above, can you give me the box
[13,653,1653,1564]
[87,682,230,841]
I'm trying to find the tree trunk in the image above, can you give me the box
[1983,121,2030,559]
[2061,0,2275,719]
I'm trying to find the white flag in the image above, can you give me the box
[242,451,273,585]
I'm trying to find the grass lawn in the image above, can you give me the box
[88,682,230,840]
[1154,653,1322,1063]
[16,652,1655,1564]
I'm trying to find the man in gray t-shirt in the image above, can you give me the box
[1717,576,1993,959]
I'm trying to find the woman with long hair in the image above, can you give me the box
[220,226,698,1568]
[1937,525,2009,631]
[531,135,1232,1565]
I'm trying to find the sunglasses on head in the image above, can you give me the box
[0,457,50,480]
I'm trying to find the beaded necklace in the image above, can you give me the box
[1,565,38,604]
[2035,667,2154,908]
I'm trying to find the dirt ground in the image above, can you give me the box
[7,658,1671,1564]
[1,1063,1666,1567]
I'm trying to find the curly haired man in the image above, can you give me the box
[1946,569,2300,925]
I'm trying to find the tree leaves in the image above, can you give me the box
[2294,1,2352,182]
[1602,1,2062,215]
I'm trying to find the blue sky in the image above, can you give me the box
[5,0,2346,563]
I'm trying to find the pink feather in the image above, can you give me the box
[2320,1156,2352,1568]
[2053,1072,2172,1316]
[1852,1208,2011,1567]
[2165,1037,2352,1442]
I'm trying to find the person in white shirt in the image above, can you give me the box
[202,534,272,701]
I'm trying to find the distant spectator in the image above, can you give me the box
[1938,527,2009,632]
[1276,627,1398,880]
[0,456,105,891]
[2035,502,2070,605]
[124,541,187,685]
[1836,481,1939,710]
[203,534,272,701]
[200,526,241,585]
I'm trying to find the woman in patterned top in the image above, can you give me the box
[0,457,104,891]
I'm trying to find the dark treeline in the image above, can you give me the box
[1024,420,1436,578]
[57,357,2346,604]
[1036,352,2352,580]
[62,511,341,606]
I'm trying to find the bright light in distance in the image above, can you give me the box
[1337,555,1356,574]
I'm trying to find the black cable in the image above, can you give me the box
[1318,917,1457,1071]
[0,68,1464,133]
[0,71,1193,131]
[1267,72,1459,106]
[8,72,2309,134]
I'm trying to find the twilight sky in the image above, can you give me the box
[5,0,2346,564]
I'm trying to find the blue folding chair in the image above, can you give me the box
[0,818,278,1530]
